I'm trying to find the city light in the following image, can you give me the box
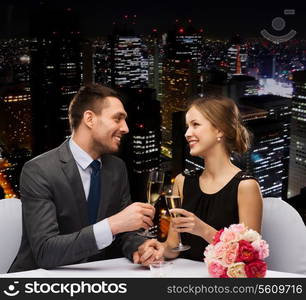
[258,78,293,98]
[1,9,306,202]
[0,159,16,199]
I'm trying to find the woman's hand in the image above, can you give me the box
[170,208,205,238]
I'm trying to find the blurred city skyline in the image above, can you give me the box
[1,2,306,218]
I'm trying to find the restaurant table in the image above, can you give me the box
[1,258,305,278]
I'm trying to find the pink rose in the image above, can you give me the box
[208,260,227,278]
[220,228,240,243]
[222,242,239,265]
[252,239,269,260]
[236,240,259,262]
[245,260,267,278]
[229,223,247,234]
[214,242,228,259]
[212,229,224,245]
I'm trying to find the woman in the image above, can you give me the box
[163,96,263,261]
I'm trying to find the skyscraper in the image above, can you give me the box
[161,23,203,151]
[259,55,276,79]
[146,30,164,101]
[108,22,149,89]
[227,35,248,77]
[30,6,83,155]
[202,69,228,97]
[118,88,161,202]
[92,37,111,86]
[168,22,203,74]
[227,75,259,101]
[161,58,197,147]
[240,95,291,199]
[288,71,306,198]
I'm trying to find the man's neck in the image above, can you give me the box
[71,132,100,160]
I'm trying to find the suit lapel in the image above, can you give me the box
[59,140,88,226]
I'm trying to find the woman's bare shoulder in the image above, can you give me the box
[175,173,185,182]
[238,178,260,192]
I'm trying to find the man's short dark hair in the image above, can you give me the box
[68,84,122,131]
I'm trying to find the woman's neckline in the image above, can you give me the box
[197,170,243,196]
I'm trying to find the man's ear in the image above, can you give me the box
[83,110,95,129]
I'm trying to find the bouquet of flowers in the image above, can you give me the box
[204,224,269,278]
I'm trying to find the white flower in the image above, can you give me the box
[204,244,215,259]
[227,262,247,278]
[241,229,261,242]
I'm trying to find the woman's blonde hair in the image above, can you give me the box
[188,96,251,155]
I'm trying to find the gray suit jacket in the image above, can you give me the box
[9,139,145,272]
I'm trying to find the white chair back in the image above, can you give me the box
[262,197,306,275]
[0,198,22,273]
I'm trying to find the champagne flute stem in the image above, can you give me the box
[178,232,183,247]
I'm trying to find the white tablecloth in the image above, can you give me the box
[1,258,305,278]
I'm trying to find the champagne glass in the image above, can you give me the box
[165,194,191,252]
[138,170,164,238]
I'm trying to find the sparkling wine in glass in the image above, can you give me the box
[165,195,191,252]
[147,181,163,206]
[138,170,164,238]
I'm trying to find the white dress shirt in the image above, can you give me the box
[69,138,113,250]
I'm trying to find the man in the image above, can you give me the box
[9,84,163,272]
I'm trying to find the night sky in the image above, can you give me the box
[0,0,305,38]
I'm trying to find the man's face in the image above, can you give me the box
[90,97,129,154]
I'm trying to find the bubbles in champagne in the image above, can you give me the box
[147,181,163,205]
[165,195,182,218]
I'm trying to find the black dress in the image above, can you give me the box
[180,170,256,261]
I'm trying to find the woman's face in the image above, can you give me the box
[185,106,222,157]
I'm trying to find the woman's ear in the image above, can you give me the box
[216,128,224,139]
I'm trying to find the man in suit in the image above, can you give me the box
[9,84,163,272]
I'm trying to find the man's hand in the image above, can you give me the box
[108,202,155,235]
[132,239,164,266]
